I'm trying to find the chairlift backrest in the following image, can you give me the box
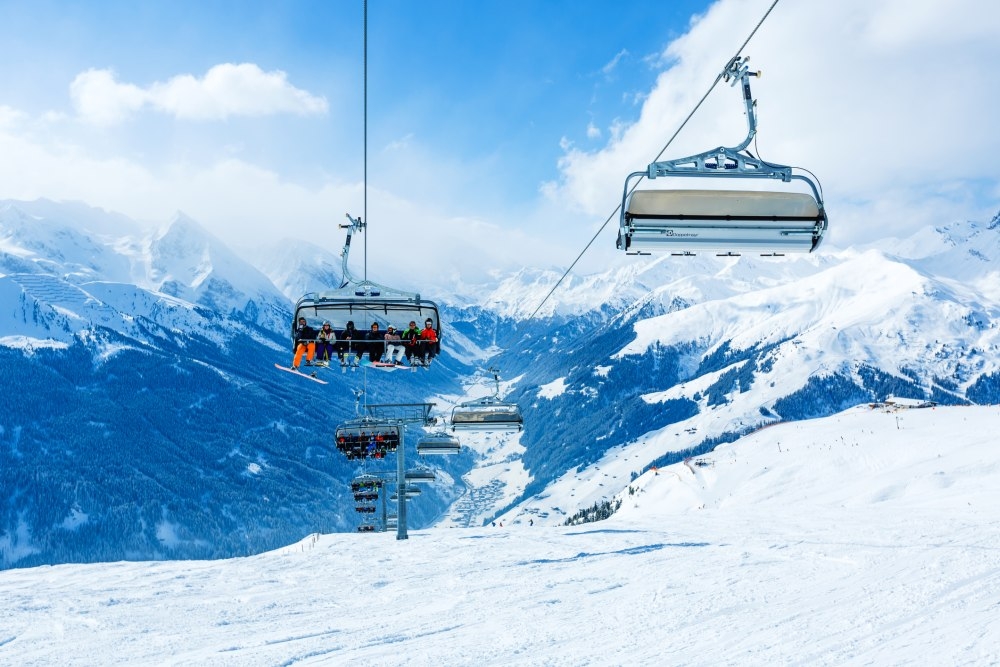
[293,291,441,351]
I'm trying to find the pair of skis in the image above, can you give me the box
[274,355,429,384]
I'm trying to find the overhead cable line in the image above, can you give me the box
[527,0,781,320]
[362,0,369,399]
[363,0,368,283]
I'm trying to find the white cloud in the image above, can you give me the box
[547,0,1000,248]
[70,63,328,125]
[0,105,30,129]
[601,49,629,78]
[0,121,544,287]
[70,69,147,126]
[383,133,415,152]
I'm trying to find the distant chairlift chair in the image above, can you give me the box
[450,368,523,433]
[335,417,402,460]
[416,431,461,456]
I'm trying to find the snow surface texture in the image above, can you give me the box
[2,404,998,666]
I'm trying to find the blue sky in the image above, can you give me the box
[2,0,999,286]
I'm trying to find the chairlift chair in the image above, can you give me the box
[404,468,437,483]
[450,367,524,432]
[389,487,422,501]
[617,56,827,256]
[450,396,524,432]
[292,214,441,361]
[350,474,384,492]
[335,417,401,460]
[416,431,461,455]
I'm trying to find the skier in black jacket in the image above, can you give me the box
[335,321,359,365]
[292,317,318,370]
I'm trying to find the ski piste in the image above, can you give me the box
[273,363,328,384]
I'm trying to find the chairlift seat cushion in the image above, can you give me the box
[627,189,820,221]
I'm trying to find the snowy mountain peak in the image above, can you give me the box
[250,238,343,302]
[1,200,292,335]
[139,216,289,330]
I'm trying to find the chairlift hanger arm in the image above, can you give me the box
[639,57,796,183]
[333,212,422,301]
[339,213,366,289]
[721,55,760,153]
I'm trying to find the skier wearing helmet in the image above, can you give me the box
[315,321,336,366]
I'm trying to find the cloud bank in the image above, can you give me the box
[70,63,328,125]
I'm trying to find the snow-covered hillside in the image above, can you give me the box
[2,404,998,665]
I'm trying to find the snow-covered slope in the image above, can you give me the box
[140,213,291,332]
[2,404,997,665]
[0,199,478,569]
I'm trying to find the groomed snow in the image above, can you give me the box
[2,404,998,665]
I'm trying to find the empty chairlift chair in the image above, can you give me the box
[404,468,437,483]
[450,397,523,432]
[416,431,461,455]
[389,487,421,501]
[450,367,524,433]
[617,56,827,256]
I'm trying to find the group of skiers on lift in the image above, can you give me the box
[292,317,439,370]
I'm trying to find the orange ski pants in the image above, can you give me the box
[293,342,316,368]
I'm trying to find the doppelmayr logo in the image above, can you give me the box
[665,229,699,237]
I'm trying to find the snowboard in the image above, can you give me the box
[273,363,328,384]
